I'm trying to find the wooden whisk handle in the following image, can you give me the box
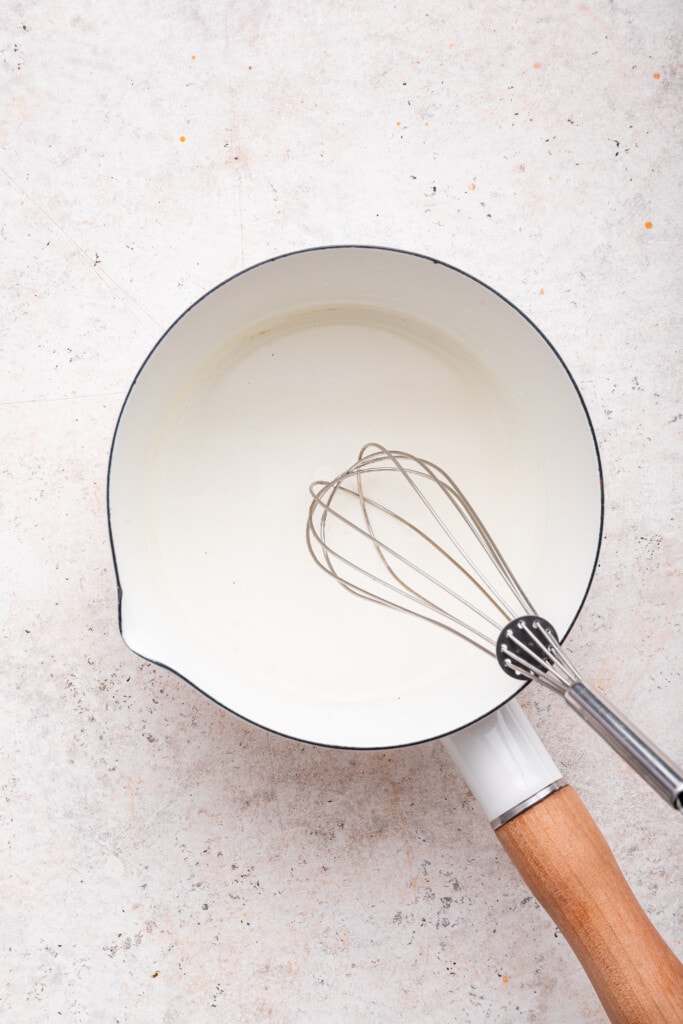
[497,785,683,1024]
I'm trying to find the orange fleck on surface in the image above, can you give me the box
[424,121,429,126]
[191,55,196,60]
[539,287,545,294]
[468,182,476,191]
[533,61,542,68]
[644,220,653,229]
[179,135,186,142]
[503,976,510,983]
[396,121,401,126]
[653,72,661,79]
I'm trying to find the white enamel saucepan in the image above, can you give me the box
[108,247,683,1022]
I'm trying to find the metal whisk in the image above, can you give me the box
[307,443,683,810]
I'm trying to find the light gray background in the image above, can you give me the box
[2,2,681,1021]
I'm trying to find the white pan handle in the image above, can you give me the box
[441,699,566,827]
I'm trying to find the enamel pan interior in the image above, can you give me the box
[108,247,603,748]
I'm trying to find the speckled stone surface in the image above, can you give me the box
[2,2,681,1021]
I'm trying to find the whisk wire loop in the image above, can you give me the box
[307,443,537,656]
[358,444,535,620]
[307,480,500,650]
